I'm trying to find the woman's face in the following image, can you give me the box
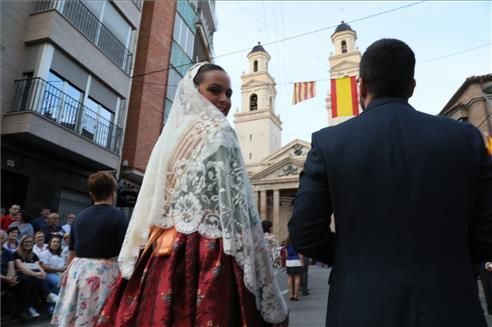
[22,237,34,251]
[49,237,61,251]
[197,70,233,117]
[35,233,45,245]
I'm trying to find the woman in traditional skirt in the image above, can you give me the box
[96,63,288,327]
[51,171,129,326]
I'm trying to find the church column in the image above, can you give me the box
[273,189,280,237]
[255,191,260,212]
[260,190,267,219]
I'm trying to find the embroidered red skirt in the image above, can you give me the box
[97,231,270,327]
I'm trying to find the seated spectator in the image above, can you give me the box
[33,231,48,257]
[31,208,50,233]
[61,213,75,235]
[40,212,64,241]
[39,235,66,314]
[8,210,34,239]
[14,235,58,319]
[39,235,66,294]
[3,227,20,253]
[1,230,21,318]
[1,229,18,289]
[1,204,20,231]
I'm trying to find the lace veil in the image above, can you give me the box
[118,63,288,323]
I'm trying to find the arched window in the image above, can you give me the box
[250,134,253,141]
[250,94,258,111]
[253,60,258,72]
[269,96,272,110]
[341,40,347,53]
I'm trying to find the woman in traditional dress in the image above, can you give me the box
[51,171,129,326]
[97,63,288,327]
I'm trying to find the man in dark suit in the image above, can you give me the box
[288,38,492,327]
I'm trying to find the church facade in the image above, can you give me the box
[235,23,360,241]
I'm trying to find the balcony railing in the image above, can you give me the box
[11,77,122,153]
[35,0,133,74]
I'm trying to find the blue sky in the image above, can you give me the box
[213,1,492,144]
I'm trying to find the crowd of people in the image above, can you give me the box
[1,38,491,327]
[1,205,69,321]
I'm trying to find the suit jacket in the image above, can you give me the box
[289,97,492,327]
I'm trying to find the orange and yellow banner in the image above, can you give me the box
[486,136,492,156]
[292,81,316,105]
[330,76,359,118]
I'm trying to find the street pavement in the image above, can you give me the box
[3,265,492,326]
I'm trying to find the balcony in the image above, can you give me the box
[34,0,133,74]
[10,77,122,154]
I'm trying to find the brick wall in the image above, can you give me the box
[122,0,177,172]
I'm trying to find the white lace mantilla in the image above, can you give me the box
[118,63,288,323]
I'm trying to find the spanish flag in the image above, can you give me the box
[330,76,359,118]
[292,81,316,105]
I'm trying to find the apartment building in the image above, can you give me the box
[117,0,217,208]
[1,0,142,216]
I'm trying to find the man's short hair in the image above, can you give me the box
[359,38,415,99]
[88,171,117,201]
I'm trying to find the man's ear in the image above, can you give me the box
[359,77,367,98]
[408,79,416,98]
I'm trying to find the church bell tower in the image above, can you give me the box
[326,21,362,126]
[234,42,282,165]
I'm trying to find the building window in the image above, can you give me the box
[250,134,253,141]
[254,60,258,72]
[44,71,83,129]
[249,153,252,160]
[83,97,115,148]
[173,14,194,58]
[250,94,258,111]
[457,116,468,123]
[341,40,347,53]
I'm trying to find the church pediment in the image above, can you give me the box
[250,157,305,182]
[261,139,311,163]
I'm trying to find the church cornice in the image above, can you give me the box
[234,109,282,129]
[241,72,275,84]
[329,52,361,61]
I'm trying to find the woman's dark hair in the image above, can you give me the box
[359,38,415,99]
[48,235,62,256]
[193,63,226,86]
[6,226,20,235]
[261,220,273,233]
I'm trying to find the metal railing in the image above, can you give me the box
[11,77,122,153]
[35,0,133,74]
